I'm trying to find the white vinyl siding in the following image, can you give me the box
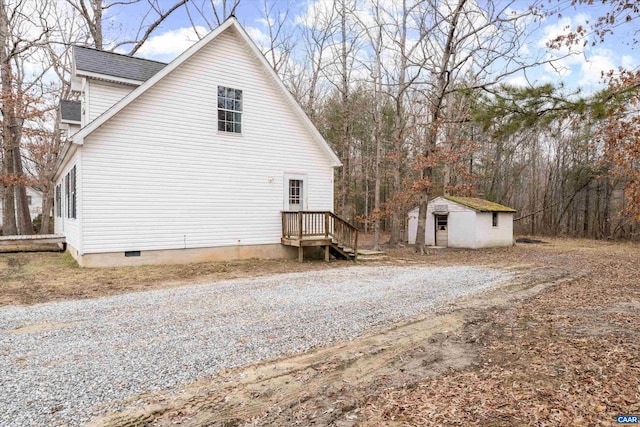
[67,123,81,137]
[88,80,135,122]
[81,27,334,254]
[54,149,81,251]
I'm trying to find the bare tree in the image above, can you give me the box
[327,0,361,222]
[1,0,51,235]
[353,0,387,249]
[295,1,336,119]
[413,0,546,252]
[66,0,188,51]
[258,0,295,77]
[383,0,432,245]
[186,0,240,36]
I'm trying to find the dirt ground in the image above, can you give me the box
[3,237,640,426]
[0,251,352,306]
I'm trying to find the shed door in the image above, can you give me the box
[435,215,448,247]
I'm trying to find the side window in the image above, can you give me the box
[65,174,70,218]
[217,86,242,133]
[62,168,77,219]
[492,212,498,227]
[71,166,77,219]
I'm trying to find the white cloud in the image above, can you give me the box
[578,49,616,86]
[295,0,337,28]
[245,26,270,47]
[536,13,590,78]
[621,54,638,70]
[136,26,207,61]
[507,75,529,87]
[537,12,590,51]
[532,12,633,91]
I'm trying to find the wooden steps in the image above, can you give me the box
[329,242,354,260]
[330,244,387,261]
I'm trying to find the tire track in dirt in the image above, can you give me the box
[90,266,577,427]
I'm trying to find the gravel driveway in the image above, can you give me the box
[0,265,512,426]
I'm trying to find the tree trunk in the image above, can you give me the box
[415,191,429,253]
[583,181,590,237]
[338,0,351,221]
[13,147,33,234]
[93,1,103,49]
[603,178,611,238]
[370,5,383,251]
[40,186,53,234]
[1,147,17,235]
[0,0,17,235]
[415,0,467,253]
[389,0,409,246]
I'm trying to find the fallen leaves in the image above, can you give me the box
[364,241,640,426]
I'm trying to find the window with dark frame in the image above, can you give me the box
[64,167,77,219]
[492,212,498,227]
[70,166,77,219]
[217,86,242,133]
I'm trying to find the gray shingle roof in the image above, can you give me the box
[60,100,81,123]
[73,46,167,82]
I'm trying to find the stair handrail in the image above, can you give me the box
[281,211,360,260]
[327,211,359,260]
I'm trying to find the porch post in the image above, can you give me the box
[298,212,303,240]
[325,212,329,238]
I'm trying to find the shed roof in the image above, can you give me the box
[443,196,516,213]
[73,46,167,82]
[60,100,81,123]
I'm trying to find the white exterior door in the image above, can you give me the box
[284,173,306,211]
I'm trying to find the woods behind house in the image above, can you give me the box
[1,0,639,247]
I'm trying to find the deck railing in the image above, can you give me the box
[282,210,359,253]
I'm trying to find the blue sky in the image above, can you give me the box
[104,0,638,93]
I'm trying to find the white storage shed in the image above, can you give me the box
[408,196,516,248]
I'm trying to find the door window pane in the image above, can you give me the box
[289,180,302,205]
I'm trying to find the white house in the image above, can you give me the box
[54,17,342,267]
[0,187,44,228]
[408,196,516,248]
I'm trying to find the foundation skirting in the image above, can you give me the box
[71,243,300,268]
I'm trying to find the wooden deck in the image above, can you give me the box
[0,234,66,252]
[281,211,359,262]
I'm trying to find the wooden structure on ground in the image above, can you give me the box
[0,234,66,253]
[281,211,360,262]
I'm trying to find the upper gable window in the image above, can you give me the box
[217,86,242,133]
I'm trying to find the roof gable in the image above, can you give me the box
[71,17,341,168]
[443,196,516,212]
[73,46,166,83]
